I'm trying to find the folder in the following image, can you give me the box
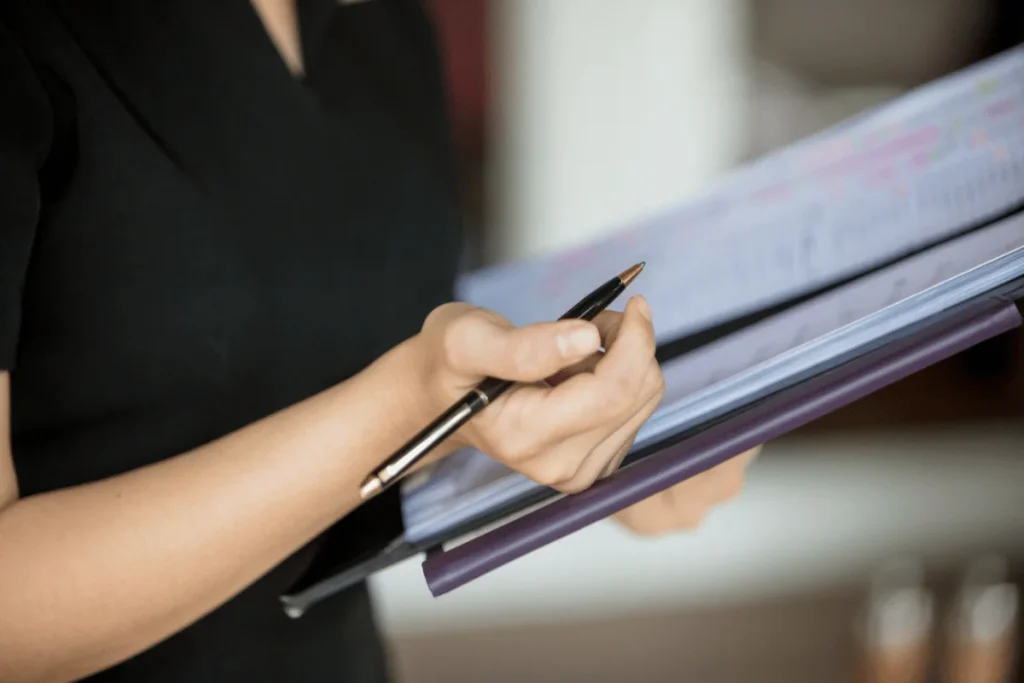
[422,299,1023,596]
[279,45,1024,616]
[399,215,1024,545]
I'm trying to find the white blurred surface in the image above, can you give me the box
[370,426,1024,636]
[485,0,751,262]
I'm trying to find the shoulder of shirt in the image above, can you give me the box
[0,8,54,169]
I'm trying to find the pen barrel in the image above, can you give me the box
[559,278,625,321]
[379,399,475,485]
[365,268,637,495]
[473,377,514,404]
[472,278,625,403]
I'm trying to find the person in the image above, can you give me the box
[0,1,759,681]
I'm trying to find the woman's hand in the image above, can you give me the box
[613,446,760,535]
[411,295,664,493]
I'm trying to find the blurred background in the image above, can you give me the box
[369,1,1024,681]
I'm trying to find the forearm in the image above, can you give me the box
[0,340,434,683]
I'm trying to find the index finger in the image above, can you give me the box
[593,295,656,395]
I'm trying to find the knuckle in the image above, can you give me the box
[615,369,638,395]
[508,341,537,378]
[420,303,448,334]
[535,457,581,489]
[624,374,648,407]
[595,311,623,343]
[557,477,591,495]
[533,465,561,488]
[439,308,496,370]
[495,433,538,463]
[649,367,667,401]
[439,317,471,369]
[603,384,634,416]
[424,302,470,335]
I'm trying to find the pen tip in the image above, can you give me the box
[618,261,645,286]
[359,476,383,500]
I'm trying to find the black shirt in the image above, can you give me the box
[0,0,461,680]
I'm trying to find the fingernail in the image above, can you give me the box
[634,296,652,321]
[557,324,599,357]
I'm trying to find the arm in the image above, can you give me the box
[0,23,665,682]
[0,342,435,683]
[0,300,663,683]
[0,375,14,509]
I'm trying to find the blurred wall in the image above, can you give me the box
[484,0,752,263]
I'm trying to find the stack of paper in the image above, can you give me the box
[458,47,1024,342]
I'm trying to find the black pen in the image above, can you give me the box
[359,261,646,500]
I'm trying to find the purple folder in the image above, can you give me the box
[421,301,1022,597]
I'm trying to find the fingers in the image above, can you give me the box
[663,448,754,512]
[507,361,661,453]
[594,297,655,393]
[469,365,661,491]
[591,309,624,350]
[435,296,664,498]
[532,296,660,439]
[616,473,716,536]
[478,306,662,493]
[544,309,623,385]
[614,446,761,535]
[559,389,662,493]
[437,305,602,383]
[704,445,760,502]
[615,495,702,536]
[601,438,634,479]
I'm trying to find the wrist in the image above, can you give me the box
[370,335,464,466]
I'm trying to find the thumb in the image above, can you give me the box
[443,311,601,382]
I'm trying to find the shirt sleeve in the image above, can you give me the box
[0,21,52,370]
